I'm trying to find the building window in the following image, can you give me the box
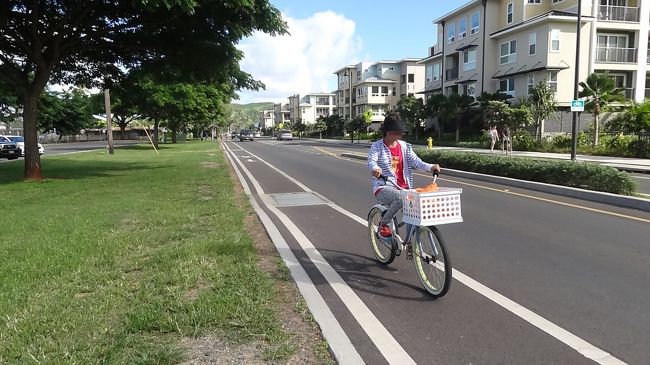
[550,29,560,52]
[549,71,558,92]
[500,40,517,64]
[381,86,389,94]
[459,18,467,39]
[372,86,379,94]
[499,78,515,97]
[426,65,433,82]
[527,0,541,3]
[392,87,396,96]
[507,3,514,23]
[527,74,535,94]
[463,49,477,71]
[433,63,440,80]
[529,32,536,55]
[408,73,415,83]
[552,0,563,3]
[448,23,455,43]
[464,82,476,97]
[401,75,406,84]
[471,12,480,34]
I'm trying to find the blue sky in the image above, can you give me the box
[236,0,467,104]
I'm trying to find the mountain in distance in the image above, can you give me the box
[227,102,274,129]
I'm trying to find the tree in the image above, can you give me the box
[608,101,650,135]
[322,114,344,136]
[396,94,426,140]
[445,94,475,143]
[313,117,327,139]
[579,72,625,147]
[38,90,95,138]
[0,0,287,179]
[528,80,558,141]
[423,94,447,141]
[345,116,366,143]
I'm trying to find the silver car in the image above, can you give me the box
[0,135,44,156]
[276,130,293,141]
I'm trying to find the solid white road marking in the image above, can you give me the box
[235,143,628,365]
[223,144,365,364]
[224,142,415,365]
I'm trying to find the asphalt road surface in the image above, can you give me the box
[224,137,649,365]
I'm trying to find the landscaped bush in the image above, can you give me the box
[512,130,538,151]
[416,149,637,195]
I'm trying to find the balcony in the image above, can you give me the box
[595,47,637,63]
[445,69,459,80]
[597,5,638,22]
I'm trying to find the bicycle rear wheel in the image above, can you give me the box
[367,207,396,265]
[412,226,452,298]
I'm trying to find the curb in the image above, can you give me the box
[341,153,650,213]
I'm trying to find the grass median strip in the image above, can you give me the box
[0,142,328,364]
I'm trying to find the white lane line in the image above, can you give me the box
[224,142,415,365]
[223,145,365,364]
[235,144,627,365]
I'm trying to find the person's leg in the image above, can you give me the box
[376,187,402,226]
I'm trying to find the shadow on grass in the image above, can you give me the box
[0,159,172,185]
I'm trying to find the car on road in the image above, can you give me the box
[254,131,261,138]
[276,129,293,141]
[0,138,21,160]
[0,135,44,156]
[230,131,239,139]
[239,129,255,142]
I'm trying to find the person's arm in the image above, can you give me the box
[368,142,382,177]
[405,144,440,173]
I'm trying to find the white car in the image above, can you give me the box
[276,130,293,141]
[254,131,261,138]
[0,135,44,156]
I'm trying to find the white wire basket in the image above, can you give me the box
[400,187,463,226]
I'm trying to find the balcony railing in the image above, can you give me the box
[595,47,637,63]
[445,69,459,80]
[597,5,638,22]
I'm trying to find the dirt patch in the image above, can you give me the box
[201,161,220,169]
[180,145,333,364]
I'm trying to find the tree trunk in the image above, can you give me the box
[22,91,43,180]
[593,113,600,147]
[120,126,126,140]
[171,129,177,143]
[153,119,160,148]
[455,119,460,143]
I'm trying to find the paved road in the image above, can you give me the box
[630,173,650,197]
[224,137,649,364]
[0,140,145,164]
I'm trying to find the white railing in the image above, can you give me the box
[595,47,637,63]
[597,5,638,22]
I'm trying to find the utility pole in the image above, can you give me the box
[570,0,582,161]
[104,89,114,155]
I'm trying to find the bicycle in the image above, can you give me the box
[367,173,463,298]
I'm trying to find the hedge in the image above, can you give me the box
[416,149,637,195]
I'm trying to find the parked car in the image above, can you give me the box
[0,137,21,160]
[276,129,293,141]
[0,135,44,156]
[254,131,261,138]
[239,129,255,142]
[230,131,239,139]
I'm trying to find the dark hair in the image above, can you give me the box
[381,112,405,137]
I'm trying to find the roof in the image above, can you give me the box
[354,76,397,84]
[417,53,443,64]
[333,65,356,74]
[432,0,481,24]
[490,10,594,38]
[491,62,570,80]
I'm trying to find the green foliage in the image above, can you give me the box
[579,72,625,146]
[321,114,345,136]
[417,149,637,195]
[528,80,558,139]
[396,93,426,137]
[512,130,538,151]
[608,100,650,135]
[38,90,96,136]
[227,102,275,129]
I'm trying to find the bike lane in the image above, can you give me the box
[223,140,608,364]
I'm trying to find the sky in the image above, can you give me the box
[236,0,467,104]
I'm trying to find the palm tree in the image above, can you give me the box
[423,94,447,141]
[579,72,625,147]
[446,94,474,143]
[528,80,557,141]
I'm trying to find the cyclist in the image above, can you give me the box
[368,112,440,242]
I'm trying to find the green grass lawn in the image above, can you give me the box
[0,142,299,364]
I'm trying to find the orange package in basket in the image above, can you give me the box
[415,182,438,193]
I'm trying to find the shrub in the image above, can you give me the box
[512,131,538,151]
[551,134,572,149]
[416,149,637,195]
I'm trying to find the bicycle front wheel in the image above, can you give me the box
[367,207,396,265]
[412,226,452,298]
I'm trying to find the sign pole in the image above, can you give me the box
[570,0,582,161]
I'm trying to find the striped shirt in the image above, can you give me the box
[367,139,434,194]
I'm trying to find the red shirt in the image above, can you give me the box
[387,142,408,189]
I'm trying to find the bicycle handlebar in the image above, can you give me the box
[378,170,439,189]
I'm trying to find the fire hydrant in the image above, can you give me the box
[427,136,433,150]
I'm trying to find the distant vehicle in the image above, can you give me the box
[0,135,44,156]
[254,131,261,138]
[0,137,20,160]
[276,129,293,141]
[239,129,255,142]
[230,131,239,139]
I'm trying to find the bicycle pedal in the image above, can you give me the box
[406,244,413,261]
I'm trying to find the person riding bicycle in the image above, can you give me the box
[367,112,441,242]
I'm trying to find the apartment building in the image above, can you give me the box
[333,60,425,127]
[273,103,290,126]
[429,0,650,106]
[286,93,336,124]
[259,109,274,129]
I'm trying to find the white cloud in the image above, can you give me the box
[236,11,362,105]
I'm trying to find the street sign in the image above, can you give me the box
[571,99,585,112]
